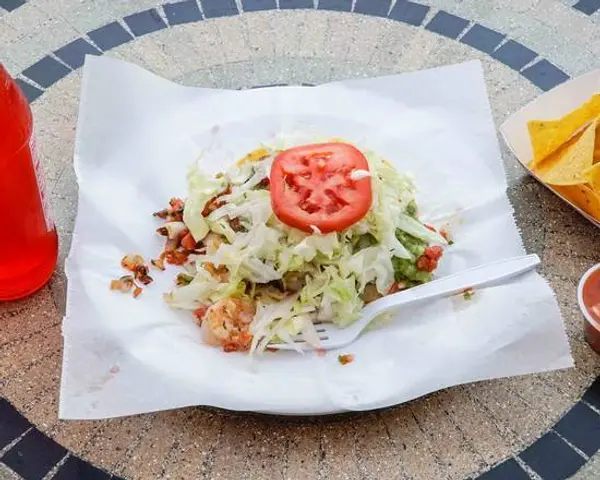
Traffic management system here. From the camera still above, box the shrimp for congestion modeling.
[200,298,256,352]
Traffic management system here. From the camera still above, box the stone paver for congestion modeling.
[1,2,600,479]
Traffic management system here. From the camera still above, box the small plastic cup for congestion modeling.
[577,263,600,354]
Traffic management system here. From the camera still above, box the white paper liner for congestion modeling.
[60,57,572,419]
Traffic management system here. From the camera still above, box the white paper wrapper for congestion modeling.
[61,57,573,419]
[500,69,600,228]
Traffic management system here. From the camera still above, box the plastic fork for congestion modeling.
[270,254,541,351]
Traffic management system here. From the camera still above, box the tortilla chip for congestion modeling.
[528,94,600,167]
[532,120,596,185]
[552,184,600,221]
[585,162,600,192]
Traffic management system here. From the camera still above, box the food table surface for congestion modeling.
[2,1,600,479]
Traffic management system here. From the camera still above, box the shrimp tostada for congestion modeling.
[120,142,448,354]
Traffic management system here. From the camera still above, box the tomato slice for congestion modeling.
[270,143,372,233]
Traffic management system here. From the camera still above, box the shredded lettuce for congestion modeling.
[166,144,447,353]
[292,233,340,262]
[396,214,446,244]
[183,162,225,241]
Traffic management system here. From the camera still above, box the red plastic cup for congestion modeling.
[577,263,600,354]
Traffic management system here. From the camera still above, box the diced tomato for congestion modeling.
[416,256,437,272]
[416,245,443,272]
[424,245,443,261]
[387,281,407,295]
[181,232,197,250]
[269,143,372,233]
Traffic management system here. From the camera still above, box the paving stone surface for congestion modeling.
[2,1,600,479]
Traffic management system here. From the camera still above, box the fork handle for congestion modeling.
[361,254,541,320]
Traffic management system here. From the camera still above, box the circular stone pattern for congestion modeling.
[2,2,600,480]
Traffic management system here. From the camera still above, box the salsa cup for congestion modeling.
[578,263,600,354]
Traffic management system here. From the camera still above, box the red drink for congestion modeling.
[0,64,58,300]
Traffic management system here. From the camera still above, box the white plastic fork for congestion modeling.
[271,254,541,351]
